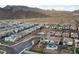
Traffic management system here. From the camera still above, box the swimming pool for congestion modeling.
[47,43,58,49]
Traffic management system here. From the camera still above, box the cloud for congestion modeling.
[0,0,79,11]
[0,0,79,5]
[35,5,79,11]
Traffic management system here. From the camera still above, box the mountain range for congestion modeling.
[0,5,79,19]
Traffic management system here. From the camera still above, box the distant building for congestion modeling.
[5,35,17,42]
[63,32,69,37]
[70,25,77,30]
[63,37,73,45]
[71,32,78,38]
[55,31,62,37]
[49,37,61,44]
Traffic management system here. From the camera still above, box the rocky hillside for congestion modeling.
[0,5,78,20]
[0,5,49,19]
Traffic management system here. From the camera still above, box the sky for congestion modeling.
[0,0,79,11]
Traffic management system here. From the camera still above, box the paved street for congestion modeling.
[6,38,33,54]
[6,36,41,54]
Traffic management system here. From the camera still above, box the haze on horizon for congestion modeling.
[0,0,79,11]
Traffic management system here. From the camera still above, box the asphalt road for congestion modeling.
[6,39,33,54]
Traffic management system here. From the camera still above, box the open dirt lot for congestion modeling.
[0,15,79,24]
